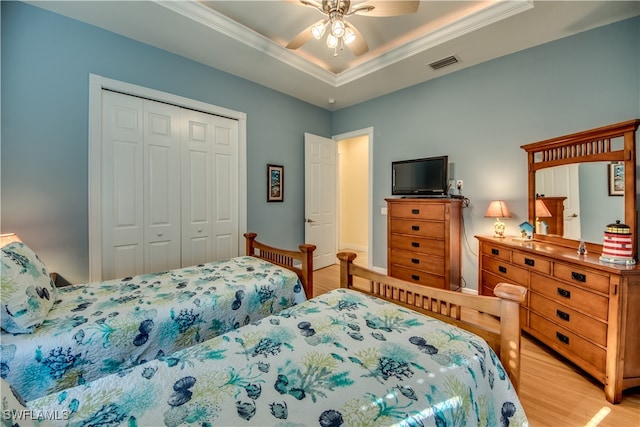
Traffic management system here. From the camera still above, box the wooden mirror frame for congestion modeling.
[521,119,640,259]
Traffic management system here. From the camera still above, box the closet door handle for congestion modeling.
[411,225,420,231]
[556,332,569,345]
[557,287,571,299]
[571,272,586,282]
[157,232,163,237]
[411,242,420,248]
[524,258,535,266]
[556,310,570,322]
[411,209,420,214]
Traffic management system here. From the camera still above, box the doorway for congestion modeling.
[336,129,372,269]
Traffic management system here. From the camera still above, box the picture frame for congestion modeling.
[267,164,284,202]
[608,162,624,196]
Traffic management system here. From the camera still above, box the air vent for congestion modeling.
[428,55,459,70]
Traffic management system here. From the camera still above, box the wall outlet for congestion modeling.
[456,180,463,191]
[381,207,388,216]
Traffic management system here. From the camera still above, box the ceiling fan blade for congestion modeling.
[345,22,369,56]
[351,1,419,17]
[286,19,325,50]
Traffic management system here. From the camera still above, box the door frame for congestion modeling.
[333,127,374,270]
[87,74,247,282]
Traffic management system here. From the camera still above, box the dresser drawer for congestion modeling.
[389,250,444,275]
[389,234,444,256]
[512,252,551,275]
[530,292,607,347]
[390,203,444,220]
[481,243,511,262]
[481,256,528,286]
[529,312,606,376]
[390,265,445,289]
[390,219,444,238]
[530,273,608,321]
[553,263,609,294]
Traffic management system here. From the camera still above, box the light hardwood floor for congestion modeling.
[314,261,640,427]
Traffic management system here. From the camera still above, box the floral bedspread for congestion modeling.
[26,289,528,426]
[1,256,304,401]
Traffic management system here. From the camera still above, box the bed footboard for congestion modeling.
[244,233,316,298]
[337,251,526,391]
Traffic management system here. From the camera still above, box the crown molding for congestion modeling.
[156,0,534,88]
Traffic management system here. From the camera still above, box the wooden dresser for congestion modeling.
[387,198,462,290]
[476,235,640,403]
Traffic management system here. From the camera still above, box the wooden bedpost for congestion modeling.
[494,282,527,392]
[245,232,258,256]
[337,252,357,289]
[299,243,316,298]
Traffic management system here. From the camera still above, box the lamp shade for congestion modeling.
[535,199,552,218]
[0,233,22,247]
[484,200,511,218]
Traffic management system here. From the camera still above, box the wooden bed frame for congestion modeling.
[244,232,316,298]
[337,252,527,391]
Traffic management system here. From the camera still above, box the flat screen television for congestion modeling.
[392,155,449,196]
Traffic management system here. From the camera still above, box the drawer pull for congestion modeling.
[556,310,570,322]
[411,242,420,248]
[498,266,507,274]
[411,209,420,214]
[411,225,420,231]
[411,258,420,264]
[524,258,535,266]
[557,287,571,299]
[571,272,586,282]
[556,332,570,345]
[411,274,420,281]
[491,248,500,256]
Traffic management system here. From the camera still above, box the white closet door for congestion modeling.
[143,100,181,273]
[211,115,239,260]
[101,91,144,279]
[181,110,215,266]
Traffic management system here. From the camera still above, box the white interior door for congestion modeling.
[535,164,581,239]
[304,133,337,269]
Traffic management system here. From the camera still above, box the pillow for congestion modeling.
[1,242,56,334]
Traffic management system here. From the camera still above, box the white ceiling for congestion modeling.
[27,0,640,110]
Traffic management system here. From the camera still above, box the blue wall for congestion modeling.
[2,1,639,289]
[332,16,640,290]
[1,1,331,283]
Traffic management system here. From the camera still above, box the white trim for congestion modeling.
[88,73,247,282]
[333,127,374,270]
[461,288,479,295]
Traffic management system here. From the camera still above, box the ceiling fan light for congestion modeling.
[311,21,326,39]
[326,33,338,49]
[343,27,355,44]
[331,19,345,37]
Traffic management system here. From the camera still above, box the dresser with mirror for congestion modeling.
[476,119,640,403]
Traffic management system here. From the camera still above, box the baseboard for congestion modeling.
[339,244,368,252]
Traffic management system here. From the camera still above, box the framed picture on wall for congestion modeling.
[608,162,624,196]
[267,164,284,202]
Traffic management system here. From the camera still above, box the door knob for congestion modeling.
[305,218,316,223]
[157,232,163,237]
[198,228,203,233]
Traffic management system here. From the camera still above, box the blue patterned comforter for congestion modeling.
[25,289,528,426]
[1,256,304,401]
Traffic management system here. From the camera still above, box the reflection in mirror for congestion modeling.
[535,163,625,244]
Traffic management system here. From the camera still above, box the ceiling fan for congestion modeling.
[286,0,419,56]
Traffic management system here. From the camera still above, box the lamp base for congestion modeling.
[493,218,506,238]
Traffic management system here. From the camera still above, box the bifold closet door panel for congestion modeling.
[101,91,145,280]
[143,100,182,274]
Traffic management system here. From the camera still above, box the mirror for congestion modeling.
[522,120,639,258]
[534,163,625,243]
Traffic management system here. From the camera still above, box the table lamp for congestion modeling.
[484,200,511,238]
[0,233,22,247]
